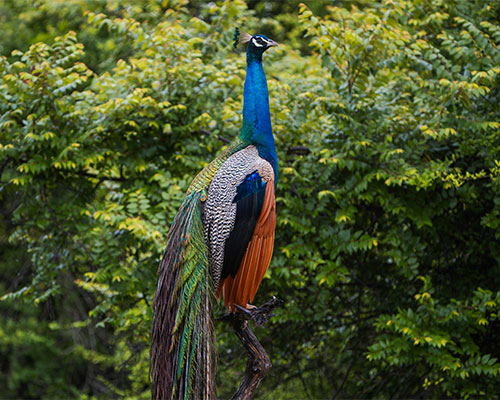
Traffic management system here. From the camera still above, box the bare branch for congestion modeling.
[220,297,281,400]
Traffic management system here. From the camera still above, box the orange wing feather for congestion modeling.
[217,178,276,309]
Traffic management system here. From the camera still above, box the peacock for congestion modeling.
[150,29,279,400]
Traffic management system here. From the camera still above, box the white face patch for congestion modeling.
[252,37,264,47]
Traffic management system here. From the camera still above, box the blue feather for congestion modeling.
[233,171,266,203]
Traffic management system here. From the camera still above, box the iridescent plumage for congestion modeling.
[151,30,278,400]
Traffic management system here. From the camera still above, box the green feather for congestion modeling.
[184,334,198,400]
[177,289,201,377]
[152,139,249,399]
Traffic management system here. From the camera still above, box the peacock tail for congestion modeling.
[151,191,215,400]
[151,139,249,399]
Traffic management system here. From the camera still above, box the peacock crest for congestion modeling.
[233,27,252,49]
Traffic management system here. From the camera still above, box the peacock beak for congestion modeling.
[267,39,278,47]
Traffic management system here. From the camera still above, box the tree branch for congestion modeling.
[230,319,271,400]
[220,297,281,400]
[73,170,127,182]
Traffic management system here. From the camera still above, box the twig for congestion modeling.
[218,135,231,144]
[73,170,127,182]
[197,129,232,144]
[287,146,311,155]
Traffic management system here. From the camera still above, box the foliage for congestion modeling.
[1,0,500,398]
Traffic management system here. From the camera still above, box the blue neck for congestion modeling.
[240,51,278,181]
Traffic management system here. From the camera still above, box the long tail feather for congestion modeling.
[151,192,216,400]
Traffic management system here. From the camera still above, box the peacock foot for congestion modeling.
[233,296,281,326]
[218,296,281,326]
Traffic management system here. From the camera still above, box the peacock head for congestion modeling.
[233,28,278,58]
[246,34,278,53]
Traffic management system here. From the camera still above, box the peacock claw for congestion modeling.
[218,297,282,326]
[234,296,281,326]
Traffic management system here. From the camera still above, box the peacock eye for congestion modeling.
[251,37,265,48]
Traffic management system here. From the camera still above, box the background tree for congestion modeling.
[1,0,499,398]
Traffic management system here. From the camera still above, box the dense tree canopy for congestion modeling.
[1,0,500,398]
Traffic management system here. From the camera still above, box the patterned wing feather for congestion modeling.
[203,145,275,309]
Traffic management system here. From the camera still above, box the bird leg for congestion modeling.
[234,296,281,326]
[219,297,281,400]
[218,296,281,326]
